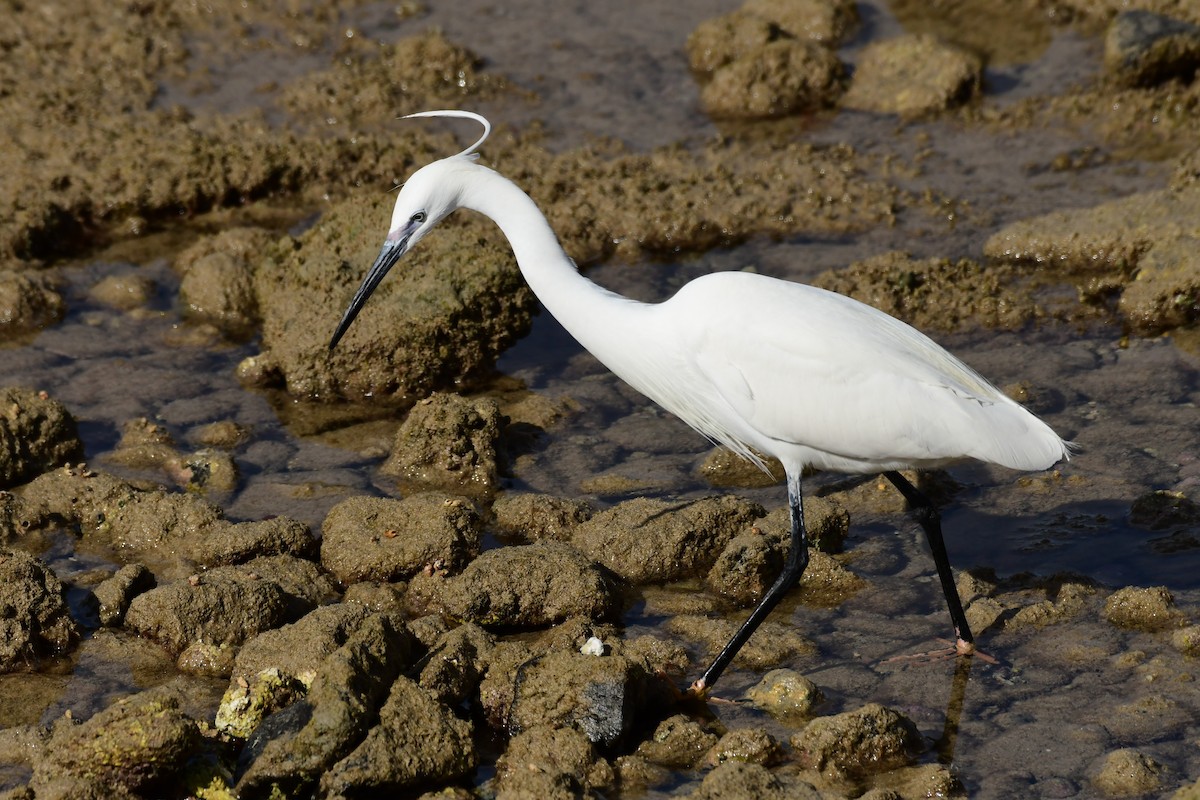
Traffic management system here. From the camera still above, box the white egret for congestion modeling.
[330,110,1071,695]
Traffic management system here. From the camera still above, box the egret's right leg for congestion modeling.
[690,469,810,696]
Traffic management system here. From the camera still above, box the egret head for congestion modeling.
[329,111,491,350]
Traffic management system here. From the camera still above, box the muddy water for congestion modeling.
[1,0,1199,797]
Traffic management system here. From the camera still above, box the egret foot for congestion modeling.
[881,639,998,666]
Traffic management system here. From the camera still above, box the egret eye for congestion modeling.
[410,211,427,224]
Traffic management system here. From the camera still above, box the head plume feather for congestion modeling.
[402,110,491,161]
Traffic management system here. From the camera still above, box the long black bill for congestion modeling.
[328,237,408,351]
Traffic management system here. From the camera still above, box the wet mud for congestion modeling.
[0,0,1198,798]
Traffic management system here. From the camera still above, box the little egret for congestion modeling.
[330,111,1071,695]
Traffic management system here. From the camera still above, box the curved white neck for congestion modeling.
[457,164,643,362]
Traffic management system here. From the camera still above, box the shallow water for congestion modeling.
[2,0,1199,796]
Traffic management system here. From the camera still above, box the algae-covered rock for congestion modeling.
[492,491,594,542]
[236,614,410,797]
[701,39,845,118]
[493,725,615,799]
[253,191,537,405]
[125,562,320,656]
[636,715,720,770]
[381,392,503,496]
[841,33,982,116]
[319,492,482,584]
[705,727,784,767]
[746,668,825,722]
[572,495,764,585]
[1091,747,1167,797]
[418,622,495,707]
[0,272,66,338]
[790,703,923,777]
[1105,11,1200,88]
[689,760,821,799]
[32,691,199,795]
[1102,585,1183,631]
[177,227,277,338]
[507,649,647,747]
[91,564,155,627]
[0,549,78,671]
[318,676,476,797]
[88,271,155,311]
[0,387,83,489]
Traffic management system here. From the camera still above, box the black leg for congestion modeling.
[884,471,974,649]
[692,470,810,695]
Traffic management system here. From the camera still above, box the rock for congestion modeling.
[1091,748,1166,796]
[320,492,481,584]
[0,272,65,338]
[190,420,250,450]
[1130,490,1200,529]
[705,525,787,605]
[418,622,495,707]
[216,666,307,740]
[1105,11,1200,88]
[492,491,594,542]
[0,549,78,671]
[177,227,275,338]
[1102,585,1183,631]
[124,564,295,656]
[812,251,1030,332]
[236,614,411,797]
[16,467,317,579]
[636,715,720,769]
[687,10,781,75]
[688,760,821,799]
[421,540,620,627]
[253,192,537,405]
[318,676,475,797]
[1171,625,1200,656]
[700,39,845,118]
[0,387,83,489]
[699,446,784,489]
[381,392,503,496]
[790,703,923,777]
[842,34,981,116]
[32,690,198,795]
[705,727,784,767]
[507,649,647,747]
[666,614,815,671]
[493,725,614,799]
[91,564,155,626]
[88,272,155,311]
[1118,236,1200,333]
[743,0,857,44]
[746,669,825,722]
[573,495,763,584]
[229,603,376,690]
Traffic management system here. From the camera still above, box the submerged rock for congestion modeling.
[0,387,83,490]
[0,549,78,671]
[1091,747,1167,797]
